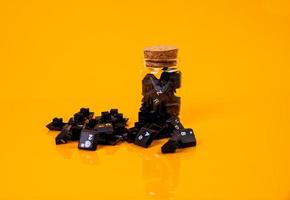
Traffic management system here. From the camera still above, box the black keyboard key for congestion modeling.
[101,111,112,122]
[154,124,173,139]
[55,125,72,144]
[110,109,118,115]
[85,118,99,129]
[124,127,138,143]
[46,117,66,131]
[78,130,98,151]
[134,128,155,148]
[95,123,114,145]
[80,108,91,118]
[95,123,114,133]
[73,113,86,124]
[161,139,179,153]
[166,116,184,130]
[70,125,83,141]
[142,74,159,95]
[165,96,181,117]
[160,71,181,89]
[173,128,196,148]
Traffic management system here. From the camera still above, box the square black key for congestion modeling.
[70,125,83,141]
[110,109,118,115]
[134,122,145,130]
[78,130,98,151]
[94,123,114,134]
[138,111,149,123]
[154,124,173,139]
[124,127,139,143]
[142,74,159,95]
[95,123,114,145]
[73,113,86,124]
[166,116,184,130]
[80,108,94,118]
[85,118,99,129]
[147,123,162,132]
[101,111,112,122]
[161,139,179,153]
[46,117,66,131]
[113,123,127,135]
[80,108,90,117]
[113,113,125,122]
[165,97,181,117]
[160,71,181,89]
[173,128,196,148]
[107,135,123,145]
[134,128,155,148]
[55,125,72,144]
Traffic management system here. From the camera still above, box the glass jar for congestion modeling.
[138,46,181,125]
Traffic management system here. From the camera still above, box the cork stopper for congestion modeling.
[144,45,178,68]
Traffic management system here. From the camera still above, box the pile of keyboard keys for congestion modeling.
[46,107,196,153]
[128,70,197,153]
[46,71,196,153]
[46,108,128,151]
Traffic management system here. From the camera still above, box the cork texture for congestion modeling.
[144,46,178,60]
[145,60,177,68]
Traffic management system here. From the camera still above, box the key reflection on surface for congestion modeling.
[55,142,100,165]
[55,142,74,159]
[78,150,99,165]
[142,152,180,200]
[55,141,119,165]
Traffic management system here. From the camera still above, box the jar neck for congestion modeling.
[147,66,178,74]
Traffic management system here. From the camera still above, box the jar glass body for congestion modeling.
[139,64,182,123]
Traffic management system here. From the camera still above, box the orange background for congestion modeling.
[0,0,289,199]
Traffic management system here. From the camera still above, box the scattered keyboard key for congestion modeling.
[173,128,196,148]
[46,117,66,131]
[134,128,156,148]
[55,125,73,144]
[78,129,98,151]
[166,116,184,130]
[161,139,179,153]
